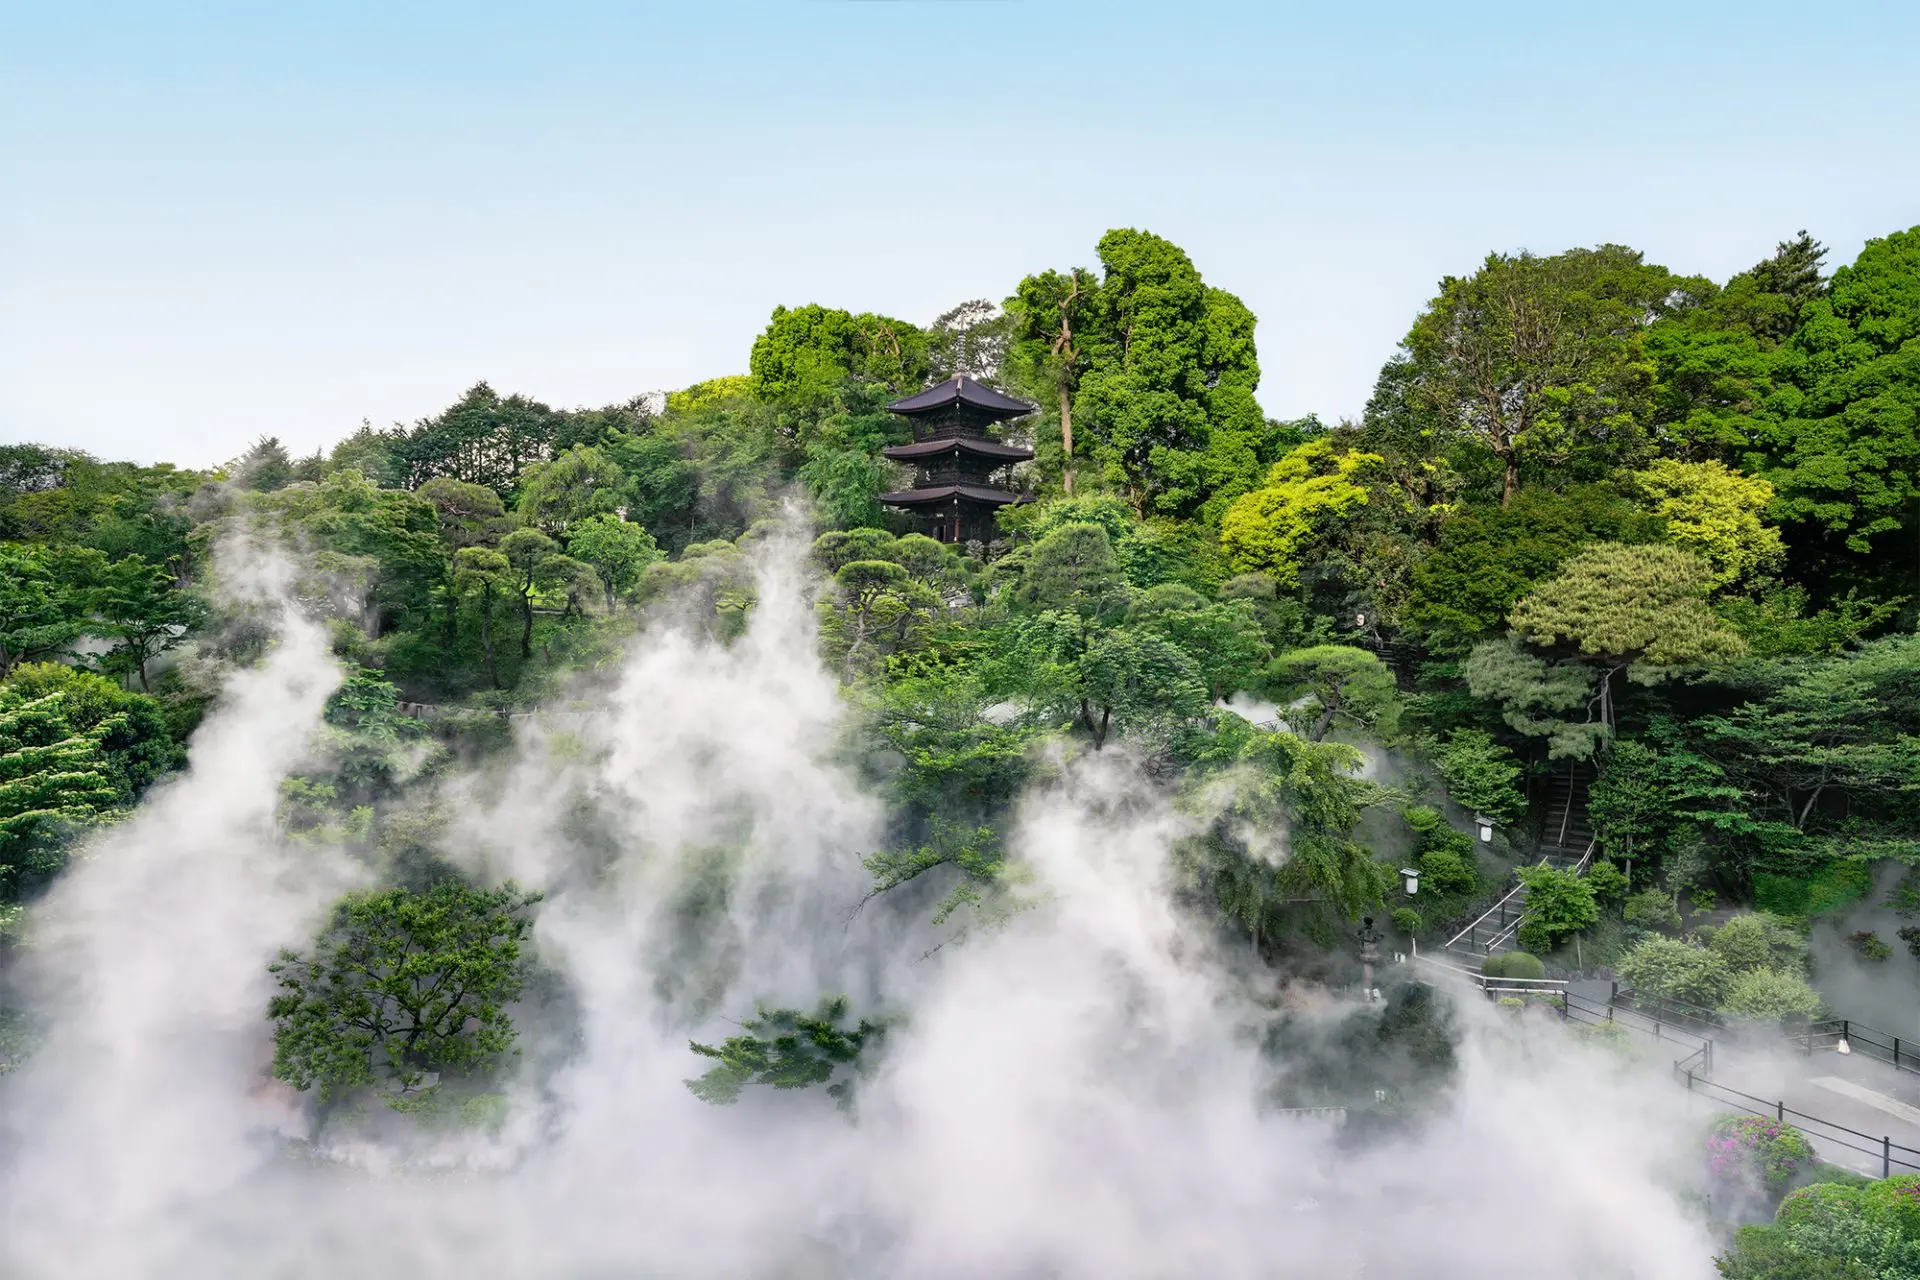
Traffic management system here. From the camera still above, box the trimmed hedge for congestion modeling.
[1481,951,1545,980]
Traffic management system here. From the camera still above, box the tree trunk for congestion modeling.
[479,592,500,689]
[519,588,534,659]
[1059,380,1075,496]
[1501,450,1519,507]
[136,657,151,694]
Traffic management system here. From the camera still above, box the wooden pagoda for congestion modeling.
[879,375,1034,544]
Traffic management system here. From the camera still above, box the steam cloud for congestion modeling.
[0,531,1720,1277]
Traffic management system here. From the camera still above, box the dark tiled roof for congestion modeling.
[880,437,1034,462]
[886,375,1035,418]
[877,483,1027,506]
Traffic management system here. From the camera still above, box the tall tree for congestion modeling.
[1391,245,1699,504]
[1008,268,1099,494]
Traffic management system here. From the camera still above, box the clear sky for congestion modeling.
[3,1,1917,468]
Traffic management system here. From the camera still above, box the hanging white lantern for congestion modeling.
[1474,813,1495,842]
[1400,867,1421,895]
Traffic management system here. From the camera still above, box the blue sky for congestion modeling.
[3,1,1917,467]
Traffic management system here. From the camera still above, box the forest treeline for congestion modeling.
[3,224,1919,1144]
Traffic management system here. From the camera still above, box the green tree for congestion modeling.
[92,556,208,693]
[0,544,98,677]
[1127,584,1270,700]
[1434,728,1526,824]
[499,528,561,660]
[0,687,123,894]
[515,445,624,539]
[565,513,661,611]
[685,997,885,1110]
[268,881,542,1105]
[2,663,180,799]
[823,560,939,675]
[1012,522,1130,621]
[1506,542,1746,730]
[748,304,928,410]
[1393,244,1698,503]
[1616,935,1732,1006]
[1515,864,1599,953]
[1631,459,1783,586]
[1007,267,1099,494]
[1219,440,1381,584]
[452,547,511,687]
[1403,485,1666,653]
[1269,645,1400,742]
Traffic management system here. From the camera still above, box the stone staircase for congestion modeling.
[1439,762,1598,965]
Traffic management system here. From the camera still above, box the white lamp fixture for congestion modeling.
[1474,814,1495,843]
[1355,612,1367,629]
[1400,867,1421,895]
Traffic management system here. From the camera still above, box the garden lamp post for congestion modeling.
[1400,867,1420,896]
[1473,813,1495,843]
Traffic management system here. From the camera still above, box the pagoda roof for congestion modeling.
[880,437,1034,463]
[886,375,1034,419]
[877,483,1027,507]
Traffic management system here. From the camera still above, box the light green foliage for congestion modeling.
[1720,968,1822,1022]
[90,554,209,693]
[515,445,625,538]
[1463,636,1608,760]
[1707,913,1809,975]
[825,560,939,674]
[1269,645,1399,743]
[1631,459,1782,586]
[1716,583,1902,658]
[1509,542,1746,670]
[748,304,927,409]
[665,375,752,415]
[1433,727,1526,823]
[1002,494,1228,592]
[686,997,886,1111]
[1515,864,1599,953]
[1721,1171,1920,1278]
[1219,441,1379,584]
[564,513,662,611]
[0,686,123,893]
[3,662,179,799]
[1617,935,1732,1006]
[1585,859,1629,902]
[1624,890,1682,932]
[268,881,541,1104]
[1390,906,1421,935]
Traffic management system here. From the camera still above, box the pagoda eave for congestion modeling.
[878,484,1027,507]
[880,437,1034,463]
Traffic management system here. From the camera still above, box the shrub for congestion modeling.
[1900,926,1920,959]
[1624,890,1681,932]
[1572,1021,1632,1051]
[1496,996,1525,1012]
[1482,951,1545,980]
[1434,728,1526,825]
[1585,859,1629,902]
[1516,865,1598,954]
[1752,862,1872,918]
[1708,1114,1816,1191]
[1849,930,1893,961]
[1390,907,1421,936]
[1617,936,1732,1006]
[1720,969,1822,1022]
[1419,847,1478,897]
[1708,913,1809,975]
[1862,1174,1920,1239]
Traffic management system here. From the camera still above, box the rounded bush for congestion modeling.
[1483,951,1545,980]
[1419,846,1478,896]
[1390,907,1421,936]
[1862,1174,1920,1240]
[1708,1114,1816,1190]
[1777,1181,1867,1231]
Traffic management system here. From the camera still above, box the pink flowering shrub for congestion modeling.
[1707,1114,1815,1190]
